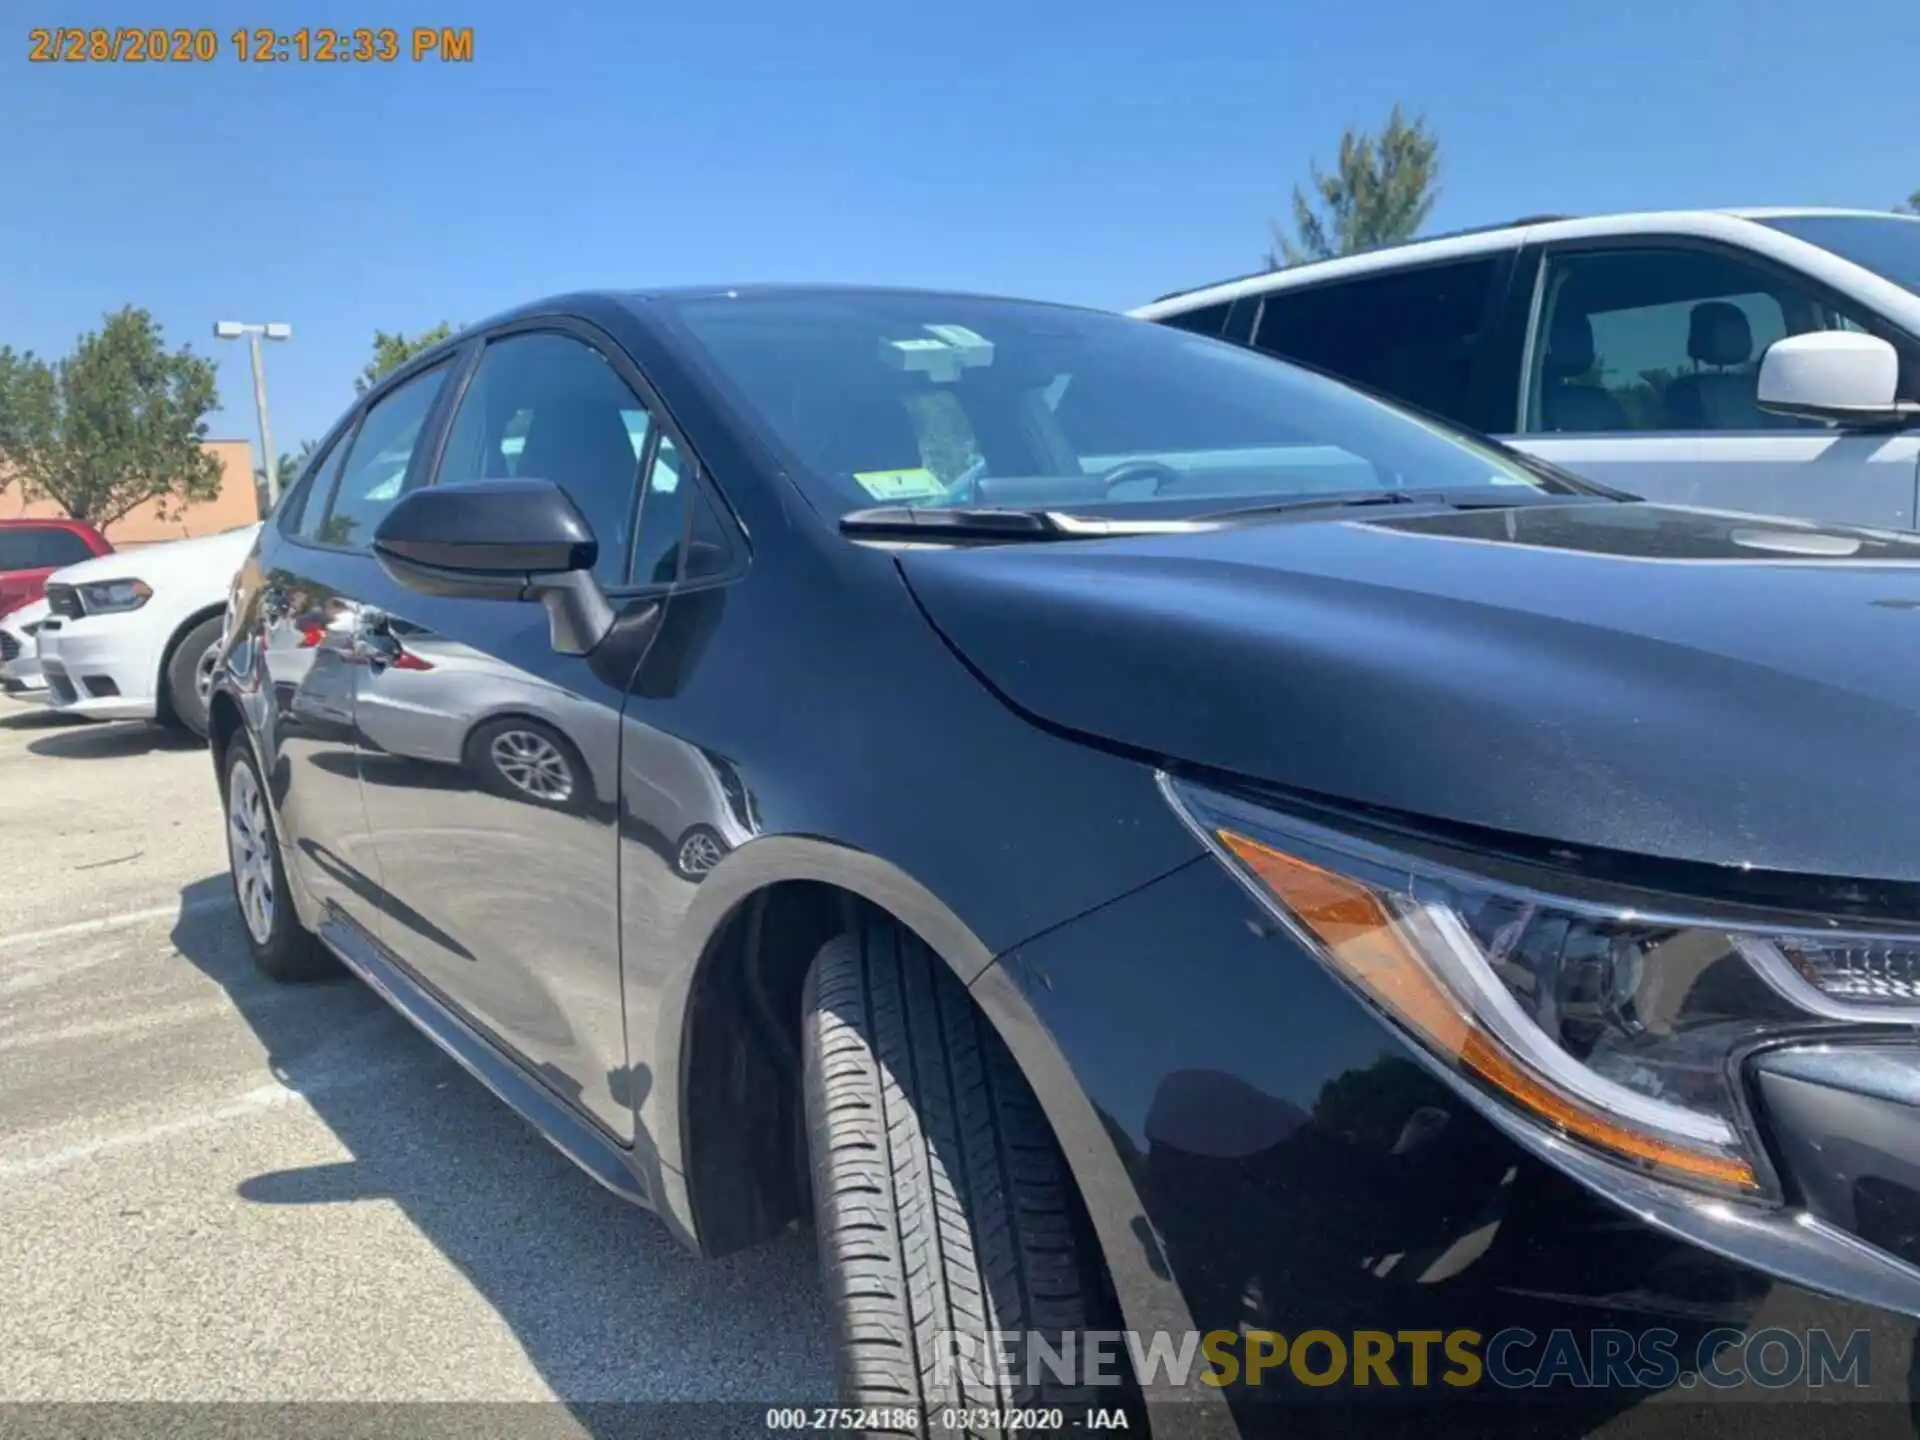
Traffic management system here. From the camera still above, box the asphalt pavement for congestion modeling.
[0,694,833,1422]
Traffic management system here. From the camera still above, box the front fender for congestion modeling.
[643,834,1000,1248]
[645,832,1217,1418]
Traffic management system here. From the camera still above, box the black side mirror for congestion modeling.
[373,479,615,656]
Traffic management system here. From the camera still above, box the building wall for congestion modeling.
[0,440,260,547]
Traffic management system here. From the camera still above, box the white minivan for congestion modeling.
[1136,209,1920,528]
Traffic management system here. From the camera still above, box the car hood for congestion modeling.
[50,524,260,591]
[1,597,50,634]
[897,501,1920,883]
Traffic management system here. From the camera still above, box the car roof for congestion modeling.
[497,283,1109,328]
[1132,207,1912,317]
[0,517,98,533]
[364,284,1118,395]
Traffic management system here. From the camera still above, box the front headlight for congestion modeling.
[1167,778,1920,1202]
[77,579,152,614]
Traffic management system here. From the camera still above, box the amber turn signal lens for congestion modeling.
[1217,829,1759,1193]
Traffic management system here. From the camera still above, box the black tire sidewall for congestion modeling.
[166,615,224,738]
[223,737,329,980]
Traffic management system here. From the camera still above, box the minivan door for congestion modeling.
[1506,242,1920,529]
[353,326,660,1143]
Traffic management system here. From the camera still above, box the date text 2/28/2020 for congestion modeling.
[26,27,475,64]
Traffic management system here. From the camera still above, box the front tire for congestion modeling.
[162,614,224,739]
[802,920,1120,1433]
[224,738,334,982]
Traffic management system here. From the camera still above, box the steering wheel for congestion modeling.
[1098,459,1182,499]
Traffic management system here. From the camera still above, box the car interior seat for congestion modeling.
[1538,310,1629,433]
[1665,301,1777,431]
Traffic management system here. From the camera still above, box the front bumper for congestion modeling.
[35,618,158,721]
[0,632,44,694]
[995,855,1920,1418]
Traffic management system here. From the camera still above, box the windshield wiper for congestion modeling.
[839,506,1218,541]
[1199,487,1594,522]
[1197,490,1431,520]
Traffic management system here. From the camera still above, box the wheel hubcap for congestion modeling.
[227,763,276,945]
[194,643,219,708]
[678,831,724,875]
[490,730,573,802]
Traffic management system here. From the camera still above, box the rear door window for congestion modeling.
[0,527,96,569]
[1252,258,1505,430]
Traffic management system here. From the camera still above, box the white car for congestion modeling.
[0,597,51,697]
[1137,208,1920,528]
[34,524,260,736]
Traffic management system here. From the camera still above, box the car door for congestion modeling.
[1503,241,1920,528]
[260,358,460,947]
[352,323,659,1142]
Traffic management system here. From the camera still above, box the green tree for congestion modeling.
[1898,189,1920,216]
[1269,105,1443,268]
[355,323,458,393]
[0,307,223,528]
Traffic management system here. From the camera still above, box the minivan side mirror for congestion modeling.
[372,479,615,656]
[1757,331,1920,428]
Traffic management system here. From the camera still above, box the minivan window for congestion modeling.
[659,290,1555,521]
[316,363,451,549]
[1523,248,1867,435]
[0,527,94,569]
[1758,214,1920,297]
[1158,302,1230,338]
[436,332,648,587]
[1250,258,1504,431]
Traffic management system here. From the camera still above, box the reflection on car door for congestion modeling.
[352,325,655,1142]
[258,370,452,943]
[1506,244,1920,529]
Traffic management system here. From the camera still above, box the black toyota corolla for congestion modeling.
[210,286,1920,1433]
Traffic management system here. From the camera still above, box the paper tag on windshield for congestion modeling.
[852,467,947,502]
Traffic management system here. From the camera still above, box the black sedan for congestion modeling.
[209,286,1920,1433]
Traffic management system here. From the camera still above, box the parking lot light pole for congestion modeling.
[214,321,292,511]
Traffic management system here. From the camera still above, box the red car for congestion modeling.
[0,518,112,620]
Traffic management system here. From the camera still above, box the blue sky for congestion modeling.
[4,0,1915,460]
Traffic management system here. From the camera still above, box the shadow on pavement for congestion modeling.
[28,722,205,760]
[0,703,90,731]
[168,874,833,1426]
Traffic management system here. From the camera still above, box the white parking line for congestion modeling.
[0,895,231,952]
[0,1062,421,1183]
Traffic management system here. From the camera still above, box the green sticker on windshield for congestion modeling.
[852,467,947,501]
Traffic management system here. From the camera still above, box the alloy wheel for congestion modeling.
[677,828,726,877]
[489,729,574,803]
[195,642,219,708]
[227,762,276,945]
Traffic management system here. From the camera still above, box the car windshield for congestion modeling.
[657,291,1556,519]
[1759,214,1920,296]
